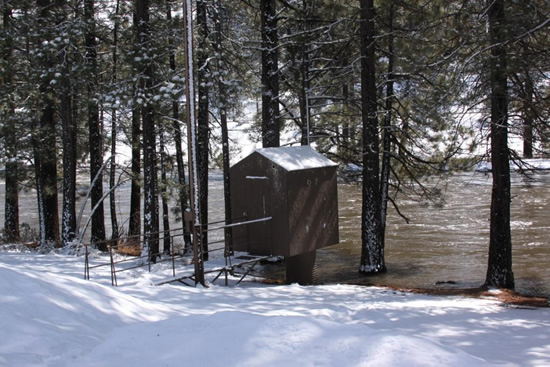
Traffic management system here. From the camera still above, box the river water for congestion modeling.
[1,171,549,296]
[319,172,550,296]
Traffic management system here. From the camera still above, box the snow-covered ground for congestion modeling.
[1,249,549,367]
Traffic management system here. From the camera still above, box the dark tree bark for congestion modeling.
[2,3,20,242]
[85,0,106,250]
[136,0,159,261]
[213,0,233,254]
[197,0,210,259]
[340,83,353,158]
[183,0,205,284]
[33,0,60,246]
[485,0,514,289]
[261,0,280,147]
[60,62,76,246]
[380,0,394,248]
[58,0,76,247]
[109,0,121,242]
[159,129,171,254]
[359,0,385,274]
[3,154,19,242]
[3,134,20,242]
[142,96,160,262]
[298,0,310,146]
[520,44,534,159]
[166,2,191,251]
[128,108,141,240]
[32,104,60,246]
[522,70,534,159]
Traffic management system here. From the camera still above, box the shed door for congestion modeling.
[245,177,272,255]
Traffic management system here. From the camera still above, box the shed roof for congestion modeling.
[255,146,337,172]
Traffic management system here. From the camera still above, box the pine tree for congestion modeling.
[212,0,233,254]
[165,0,191,250]
[506,0,550,158]
[379,0,395,248]
[197,0,210,259]
[136,0,159,261]
[277,1,355,148]
[32,0,60,246]
[109,0,121,242]
[60,0,77,247]
[261,0,280,147]
[359,0,385,273]
[485,0,514,289]
[1,1,20,242]
[128,108,142,241]
[86,0,106,249]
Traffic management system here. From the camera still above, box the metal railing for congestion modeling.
[83,216,273,287]
[84,226,189,286]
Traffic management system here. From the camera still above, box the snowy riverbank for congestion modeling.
[475,158,550,172]
[1,249,549,366]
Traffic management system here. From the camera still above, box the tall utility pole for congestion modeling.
[183,0,205,286]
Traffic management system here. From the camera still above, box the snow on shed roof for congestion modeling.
[255,146,337,171]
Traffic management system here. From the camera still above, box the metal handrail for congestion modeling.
[84,216,274,287]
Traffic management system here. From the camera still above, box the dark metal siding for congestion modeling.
[230,149,339,257]
[230,153,273,255]
[287,167,339,256]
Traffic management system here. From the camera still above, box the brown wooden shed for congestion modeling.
[230,146,339,259]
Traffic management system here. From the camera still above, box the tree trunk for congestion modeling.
[142,107,159,261]
[4,143,20,242]
[197,0,210,260]
[521,48,534,159]
[214,0,233,255]
[2,3,20,242]
[136,0,159,262]
[261,0,280,147]
[359,0,385,274]
[166,2,191,252]
[61,71,76,246]
[340,83,352,158]
[33,102,59,246]
[380,1,394,248]
[128,108,141,241]
[159,128,171,254]
[299,0,310,146]
[109,0,121,242]
[85,0,106,250]
[58,0,75,247]
[34,0,60,247]
[183,0,205,284]
[486,0,514,289]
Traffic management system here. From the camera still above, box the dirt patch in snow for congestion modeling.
[374,285,549,308]
[258,276,549,308]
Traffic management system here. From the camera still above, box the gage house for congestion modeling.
[230,146,339,264]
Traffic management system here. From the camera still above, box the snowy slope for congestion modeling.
[0,251,549,367]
